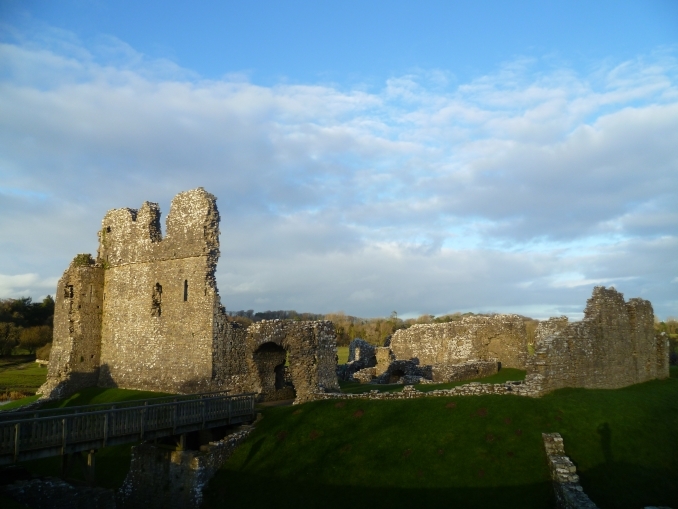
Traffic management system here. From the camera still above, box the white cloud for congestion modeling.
[1,29,677,319]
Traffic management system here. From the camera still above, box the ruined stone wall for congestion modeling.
[118,427,252,509]
[40,188,340,402]
[97,189,221,393]
[526,287,669,393]
[38,255,104,399]
[244,320,340,403]
[430,360,498,383]
[389,315,528,369]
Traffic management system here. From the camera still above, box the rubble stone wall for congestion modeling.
[526,287,669,393]
[40,188,339,404]
[389,315,528,369]
[431,360,498,383]
[38,255,104,399]
[97,189,220,394]
[117,427,252,509]
[244,320,340,403]
[542,433,599,509]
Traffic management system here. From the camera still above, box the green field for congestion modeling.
[337,346,349,364]
[204,367,678,509]
[0,356,47,395]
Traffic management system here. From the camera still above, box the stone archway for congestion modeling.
[389,368,406,384]
[252,341,296,402]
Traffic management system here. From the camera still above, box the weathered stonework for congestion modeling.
[542,433,599,509]
[118,427,252,509]
[525,287,670,394]
[39,254,104,400]
[389,314,528,369]
[39,189,339,404]
[337,338,377,381]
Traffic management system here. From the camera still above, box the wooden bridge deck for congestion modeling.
[0,391,256,465]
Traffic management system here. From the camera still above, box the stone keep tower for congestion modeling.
[39,188,340,402]
[41,188,220,398]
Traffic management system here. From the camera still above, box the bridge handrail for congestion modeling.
[0,392,256,426]
[0,390,233,421]
[0,392,257,462]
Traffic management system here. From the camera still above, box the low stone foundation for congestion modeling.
[542,433,598,509]
[313,379,540,401]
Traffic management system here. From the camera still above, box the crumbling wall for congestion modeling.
[244,320,340,403]
[526,287,669,393]
[38,254,104,399]
[389,315,528,369]
[337,338,377,381]
[430,360,498,383]
[117,427,252,509]
[40,188,339,403]
[97,189,221,393]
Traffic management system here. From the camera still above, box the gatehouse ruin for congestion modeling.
[39,188,339,403]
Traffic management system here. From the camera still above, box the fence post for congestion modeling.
[61,418,67,455]
[13,423,20,463]
[103,413,108,447]
[140,404,146,440]
[172,399,177,435]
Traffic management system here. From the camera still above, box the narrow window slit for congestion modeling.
[152,283,162,317]
[184,280,188,302]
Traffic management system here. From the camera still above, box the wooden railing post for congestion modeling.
[172,399,177,435]
[140,405,146,440]
[103,413,108,447]
[13,423,20,463]
[61,418,67,455]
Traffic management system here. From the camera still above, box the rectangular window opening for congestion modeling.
[184,279,188,302]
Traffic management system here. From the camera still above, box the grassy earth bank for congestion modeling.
[204,367,678,509]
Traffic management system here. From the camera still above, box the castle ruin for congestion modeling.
[343,288,669,394]
[39,188,339,403]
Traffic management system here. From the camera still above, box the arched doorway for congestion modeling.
[389,368,405,384]
[252,342,295,401]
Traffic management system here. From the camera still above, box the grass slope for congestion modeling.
[205,368,678,509]
[0,357,47,394]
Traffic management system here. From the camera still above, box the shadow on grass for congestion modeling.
[580,461,678,509]
[204,471,553,509]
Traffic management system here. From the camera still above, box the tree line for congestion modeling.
[0,297,54,356]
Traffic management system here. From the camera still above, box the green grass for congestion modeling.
[340,368,527,394]
[337,346,349,365]
[204,367,678,509]
[0,356,47,394]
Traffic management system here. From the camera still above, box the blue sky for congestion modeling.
[1,1,677,319]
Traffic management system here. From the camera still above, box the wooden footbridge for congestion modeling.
[0,391,257,468]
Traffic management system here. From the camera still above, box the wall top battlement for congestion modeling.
[97,187,220,267]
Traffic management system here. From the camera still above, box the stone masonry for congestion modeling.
[542,433,598,509]
[389,314,528,369]
[39,188,339,404]
[525,286,670,394]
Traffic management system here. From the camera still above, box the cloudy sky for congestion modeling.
[1,1,677,319]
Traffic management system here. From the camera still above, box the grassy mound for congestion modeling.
[204,367,678,509]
